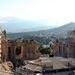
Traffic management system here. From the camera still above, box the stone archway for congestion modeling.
[15,47,21,56]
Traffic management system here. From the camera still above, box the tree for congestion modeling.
[39,46,53,57]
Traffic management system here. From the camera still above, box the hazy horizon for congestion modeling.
[0,0,75,32]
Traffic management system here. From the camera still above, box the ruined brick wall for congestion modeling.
[1,39,8,62]
[7,39,40,62]
[66,40,75,58]
[53,42,60,56]
[53,42,65,57]
[24,40,40,60]
[66,30,75,58]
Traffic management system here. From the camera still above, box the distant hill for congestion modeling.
[0,17,51,33]
[7,22,75,39]
[49,22,75,33]
[47,22,75,38]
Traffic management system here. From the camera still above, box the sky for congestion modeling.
[0,0,75,31]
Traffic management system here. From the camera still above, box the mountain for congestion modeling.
[7,22,75,39]
[0,17,51,33]
[49,22,75,33]
[47,22,75,37]
[0,17,75,39]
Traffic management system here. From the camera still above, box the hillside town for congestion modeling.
[0,27,75,75]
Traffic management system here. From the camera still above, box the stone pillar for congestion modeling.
[0,28,7,62]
